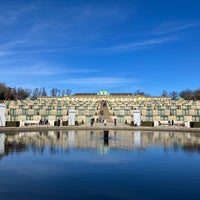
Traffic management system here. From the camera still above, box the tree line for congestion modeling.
[0,82,200,101]
[131,88,200,100]
[158,89,200,100]
[0,82,72,100]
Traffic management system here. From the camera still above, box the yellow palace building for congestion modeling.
[3,90,200,127]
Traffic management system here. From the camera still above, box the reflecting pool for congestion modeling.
[1,130,200,200]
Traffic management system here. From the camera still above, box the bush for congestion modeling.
[54,121,68,126]
[190,122,200,128]
[130,121,134,126]
[6,121,20,127]
[141,121,154,127]
[54,121,59,126]
[75,121,79,126]
[62,121,68,126]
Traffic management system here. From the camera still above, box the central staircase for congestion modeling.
[98,101,113,124]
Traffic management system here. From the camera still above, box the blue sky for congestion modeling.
[0,0,200,96]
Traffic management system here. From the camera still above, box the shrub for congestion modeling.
[141,121,154,127]
[62,121,68,126]
[6,121,20,127]
[130,121,134,126]
[54,121,59,126]
[54,121,68,126]
[190,122,200,128]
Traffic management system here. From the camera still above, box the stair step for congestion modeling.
[98,105,113,123]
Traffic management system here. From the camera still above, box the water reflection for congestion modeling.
[68,130,75,148]
[1,131,200,200]
[0,133,5,154]
[1,131,200,158]
[134,131,142,148]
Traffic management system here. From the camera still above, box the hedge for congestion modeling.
[190,122,200,128]
[54,121,80,126]
[130,121,154,127]
[141,121,154,127]
[6,121,20,127]
[54,121,68,126]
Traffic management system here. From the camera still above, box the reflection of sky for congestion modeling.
[1,144,200,186]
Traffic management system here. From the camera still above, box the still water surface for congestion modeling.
[0,130,200,200]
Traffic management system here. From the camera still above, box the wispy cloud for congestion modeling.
[30,21,51,33]
[0,63,100,77]
[0,40,27,49]
[92,36,177,53]
[152,20,200,35]
[0,64,58,76]
[0,5,35,25]
[0,39,39,57]
[0,50,11,57]
[62,2,135,24]
[54,77,138,86]
[0,38,71,57]
[61,68,100,74]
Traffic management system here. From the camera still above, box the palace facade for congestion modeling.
[4,90,200,127]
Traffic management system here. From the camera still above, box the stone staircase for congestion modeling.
[98,104,113,123]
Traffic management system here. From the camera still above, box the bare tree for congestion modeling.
[169,91,179,100]
[179,89,194,100]
[58,89,61,97]
[134,90,146,96]
[51,88,58,96]
[16,87,30,100]
[41,87,47,96]
[62,89,65,97]
[194,88,200,100]
[5,87,15,100]
[0,82,6,100]
[32,88,40,100]
[66,89,72,96]
[161,90,168,97]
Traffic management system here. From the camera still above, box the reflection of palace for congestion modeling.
[68,131,75,148]
[0,133,5,154]
[1,131,200,157]
[134,131,142,148]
